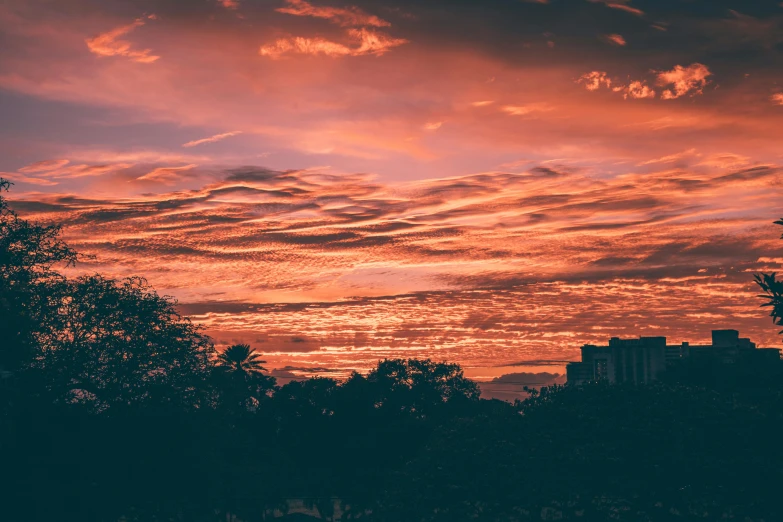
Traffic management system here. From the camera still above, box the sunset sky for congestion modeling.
[2,0,783,391]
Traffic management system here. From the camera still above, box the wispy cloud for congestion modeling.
[182,131,243,148]
[603,34,626,46]
[17,159,70,173]
[260,28,408,58]
[136,164,198,183]
[588,0,644,16]
[85,15,159,63]
[275,0,390,27]
[501,104,552,116]
[771,93,783,105]
[424,122,443,130]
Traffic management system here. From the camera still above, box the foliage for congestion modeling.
[217,343,268,374]
[0,178,78,371]
[756,217,783,334]
[33,275,215,412]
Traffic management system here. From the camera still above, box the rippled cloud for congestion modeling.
[5,157,782,373]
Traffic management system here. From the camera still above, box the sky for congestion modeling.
[2,0,783,395]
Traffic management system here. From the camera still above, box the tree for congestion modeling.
[362,358,481,417]
[214,344,275,413]
[217,343,268,375]
[756,217,783,336]
[0,178,78,372]
[33,275,215,412]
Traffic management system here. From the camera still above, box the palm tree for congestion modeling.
[217,344,267,375]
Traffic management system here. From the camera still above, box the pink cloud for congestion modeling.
[260,28,408,58]
[218,0,240,9]
[275,0,390,27]
[772,93,783,105]
[0,172,59,186]
[18,159,70,173]
[85,15,160,64]
[656,63,712,99]
[182,131,243,148]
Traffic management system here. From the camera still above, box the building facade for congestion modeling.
[566,329,781,385]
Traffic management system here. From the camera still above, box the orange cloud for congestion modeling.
[424,122,443,130]
[501,104,552,116]
[656,63,712,99]
[85,15,159,63]
[577,71,612,91]
[136,164,198,183]
[588,0,644,16]
[624,80,655,99]
[182,131,243,148]
[772,93,783,105]
[603,34,626,46]
[580,64,710,101]
[275,0,390,27]
[12,161,134,181]
[218,0,240,9]
[260,28,408,58]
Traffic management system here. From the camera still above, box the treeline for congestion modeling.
[2,177,783,522]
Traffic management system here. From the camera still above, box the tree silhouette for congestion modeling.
[0,178,78,373]
[214,344,275,414]
[756,218,783,335]
[217,343,268,375]
[34,275,215,411]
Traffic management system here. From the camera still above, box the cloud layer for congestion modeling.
[4,157,783,373]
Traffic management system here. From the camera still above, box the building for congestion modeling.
[566,329,781,385]
[567,336,666,385]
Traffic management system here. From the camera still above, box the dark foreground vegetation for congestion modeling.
[3,178,783,522]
